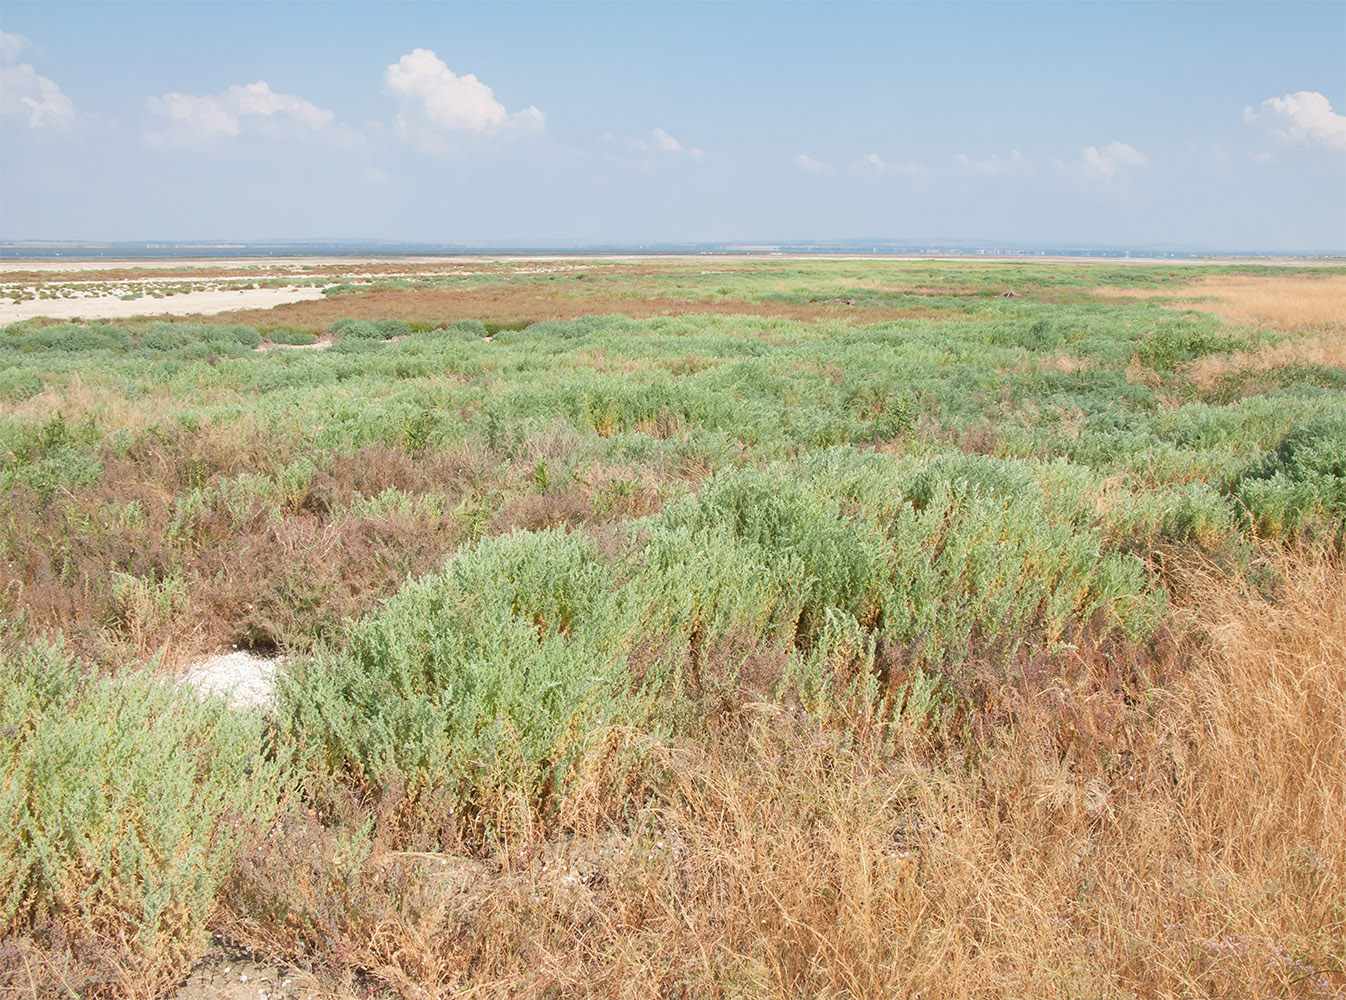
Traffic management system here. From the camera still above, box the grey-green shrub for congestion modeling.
[1233,413,1346,537]
[0,636,289,985]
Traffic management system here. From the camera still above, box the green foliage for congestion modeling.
[1232,413,1346,538]
[0,367,44,401]
[330,317,413,341]
[1,321,131,354]
[1135,317,1240,370]
[266,327,319,346]
[0,634,289,985]
[281,529,642,836]
[445,318,490,339]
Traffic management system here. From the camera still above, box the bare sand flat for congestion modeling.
[0,285,325,323]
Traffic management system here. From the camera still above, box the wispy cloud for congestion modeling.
[851,152,925,176]
[0,31,75,129]
[955,149,1027,175]
[794,153,834,174]
[0,30,28,63]
[1078,141,1150,179]
[603,127,704,166]
[1244,91,1346,151]
[384,48,545,149]
[145,81,347,147]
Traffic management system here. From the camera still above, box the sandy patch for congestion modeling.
[182,650,282,710]
[255,334,336,351]
[0,286,325,323]
[173,950,312,1000]
[1094,274,1346,330]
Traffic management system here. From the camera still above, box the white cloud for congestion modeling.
[0,33,75,129]
[851,152,924,176]
[0,30,29,62]
[146,81,340,147]
[363,165,389,184]
[794,153,833,174]
[652,127,681,152]
[604,127,704,165]
[649,127,703,158]
[955,149,1027,175]
[384,48,544,146]
[1,63,75,129]
[1250,149,1277,165]
[1244,91,1346,151]
[1079,141,1150,179]
[855,152,886,175]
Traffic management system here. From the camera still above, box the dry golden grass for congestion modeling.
[1186,329,1346,389]
[1096,274,1346,330]
[8,374,167,433]
[209,552,1344,999]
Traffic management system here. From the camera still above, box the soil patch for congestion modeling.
[182,651,282,710]
[172,950,312,1000]
[0,286,325,324]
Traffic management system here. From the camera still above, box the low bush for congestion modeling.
[0,633,289,996]
[265,327,319,346]
[1232,413,1346,538]
[330,318,412,341]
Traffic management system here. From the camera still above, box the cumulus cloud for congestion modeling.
[0,32,75,129]
[384,48,544,147]
[794,153,833,174]
[955,149,1027,175]
[1079,141,1150,179]
[1,63,74,128]
[1244,91,1346,151]
[145,81,341,147]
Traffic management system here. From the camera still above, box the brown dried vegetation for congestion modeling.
[209,286,953,333]
[1096,273,1346,330]
[1186,328,1346,390]
[200,552,1344,999]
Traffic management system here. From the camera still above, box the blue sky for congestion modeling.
[2,1,1344,251]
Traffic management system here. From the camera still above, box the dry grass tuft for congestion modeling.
[1186,329,1346,389]
[1096,273,1346,331]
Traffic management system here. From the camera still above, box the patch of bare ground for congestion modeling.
[182,651,282,710]
[254,334,337,351]
[171,951,311,1000]
[0,286,325,324]
[1095,273,1346,330]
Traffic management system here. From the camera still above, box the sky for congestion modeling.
[1,1,1344,252]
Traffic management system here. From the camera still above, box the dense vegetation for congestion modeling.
[1,261,1343,997]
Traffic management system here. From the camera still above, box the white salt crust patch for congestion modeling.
[182,651,283,710]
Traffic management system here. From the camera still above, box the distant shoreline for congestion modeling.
[3,252,1343,272]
